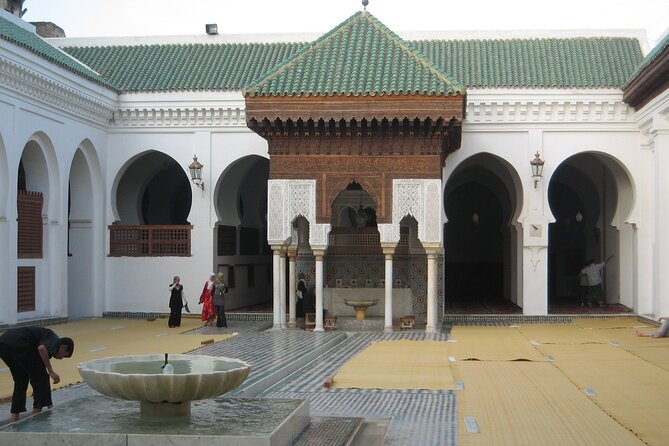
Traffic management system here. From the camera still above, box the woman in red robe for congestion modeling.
[198,274,216,325]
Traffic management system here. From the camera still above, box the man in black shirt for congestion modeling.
[0,326,74,422]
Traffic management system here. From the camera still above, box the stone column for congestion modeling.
[426,250,438,333]
[287,249,297,327]
[272,247,282,329]
[313,249,325,332]
[279,249,287,328]
[383,246,395,332]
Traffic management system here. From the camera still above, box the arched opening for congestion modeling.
[213,155,271,310]
[114,151,191,225]
[67,147,96,318]
[16,135,57,317]
[110,151,192,257]
[548,152,631,311]
[328,181,379,257]
[444,154,521,313]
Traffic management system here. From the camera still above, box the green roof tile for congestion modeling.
[58,25,643,94]
[244,11,465,98]
[413,37,642,89]
[63,42,305,94]
[0,16,114,90]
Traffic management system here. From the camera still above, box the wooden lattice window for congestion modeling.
[17,190,43,258]
[109,225,192,256]
[217,225,236,256]
[17,266,36,312]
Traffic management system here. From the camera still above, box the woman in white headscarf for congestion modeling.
[198,273,216,326]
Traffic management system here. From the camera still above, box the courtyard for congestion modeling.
[1,315,668,445]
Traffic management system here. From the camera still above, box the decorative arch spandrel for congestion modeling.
[325,176,384,223]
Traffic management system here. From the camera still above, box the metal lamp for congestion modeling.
[530,152,545,188]
[188,155,204,190]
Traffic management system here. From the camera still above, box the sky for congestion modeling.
[21,0,669,47]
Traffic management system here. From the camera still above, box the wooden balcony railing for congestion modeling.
[109,225,192,257]
[327,230,410,255]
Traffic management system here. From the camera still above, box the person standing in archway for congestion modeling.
[580,255,614,307]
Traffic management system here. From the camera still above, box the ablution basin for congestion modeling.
[77,353,251,420]
[344,298,379,320]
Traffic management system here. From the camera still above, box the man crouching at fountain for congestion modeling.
[0,326,74,422]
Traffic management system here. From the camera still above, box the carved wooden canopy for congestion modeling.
[246,94,464,224]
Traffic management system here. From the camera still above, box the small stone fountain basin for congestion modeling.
[78,354,251,404]
[344,299,379,320]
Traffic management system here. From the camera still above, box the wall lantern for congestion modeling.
[188,155,204,190]
[530,151,545,188]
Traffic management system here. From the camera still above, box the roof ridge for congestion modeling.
[363,13,465,93]
[242,11,362,95]
[244,11,465,97]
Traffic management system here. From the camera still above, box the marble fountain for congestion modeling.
[344,298,379,320]
[0,353,309,446]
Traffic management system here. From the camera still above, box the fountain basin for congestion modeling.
[344,299,379,320]
[78,354,251,419]
[0,395,309,446]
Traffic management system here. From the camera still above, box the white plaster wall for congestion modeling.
[104,93,270,312]
[2,25,667,320]
[443,88,649,315]
[0,32,114,323]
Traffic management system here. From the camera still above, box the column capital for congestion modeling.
[382,245,396,256]
[312,247,327,260]
[287,247,297,258]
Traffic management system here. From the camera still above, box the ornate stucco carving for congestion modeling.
[382,179,443,245]
[268,179,327,246]
[270,155,441,223]
[267,181,284,242]
[0,57,115,125]
[466,98,632,124]
[112,106,246,128]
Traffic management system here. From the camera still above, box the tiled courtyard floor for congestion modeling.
[1,316,668,445]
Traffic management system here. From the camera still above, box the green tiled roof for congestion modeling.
[58,30,643,94]
[0,16,114,90]
[623,32,669,88]
[64,41,305,94]
[414,37,642,89]
[244,11,465,97]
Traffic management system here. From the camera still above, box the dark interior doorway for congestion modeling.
[444,160,516,312]
[548,154,616,309]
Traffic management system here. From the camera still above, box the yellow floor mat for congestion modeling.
[535,342,635,362]
[573,317,650,330]
[539,344,669,446]
[331,340,455,390]
[449,326,546,361]
[453,361,644,446]
[517,323,609,344]
[0,317,232,399]
[574,325,669,372]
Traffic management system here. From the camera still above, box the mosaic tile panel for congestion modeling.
[297,253,445,325]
